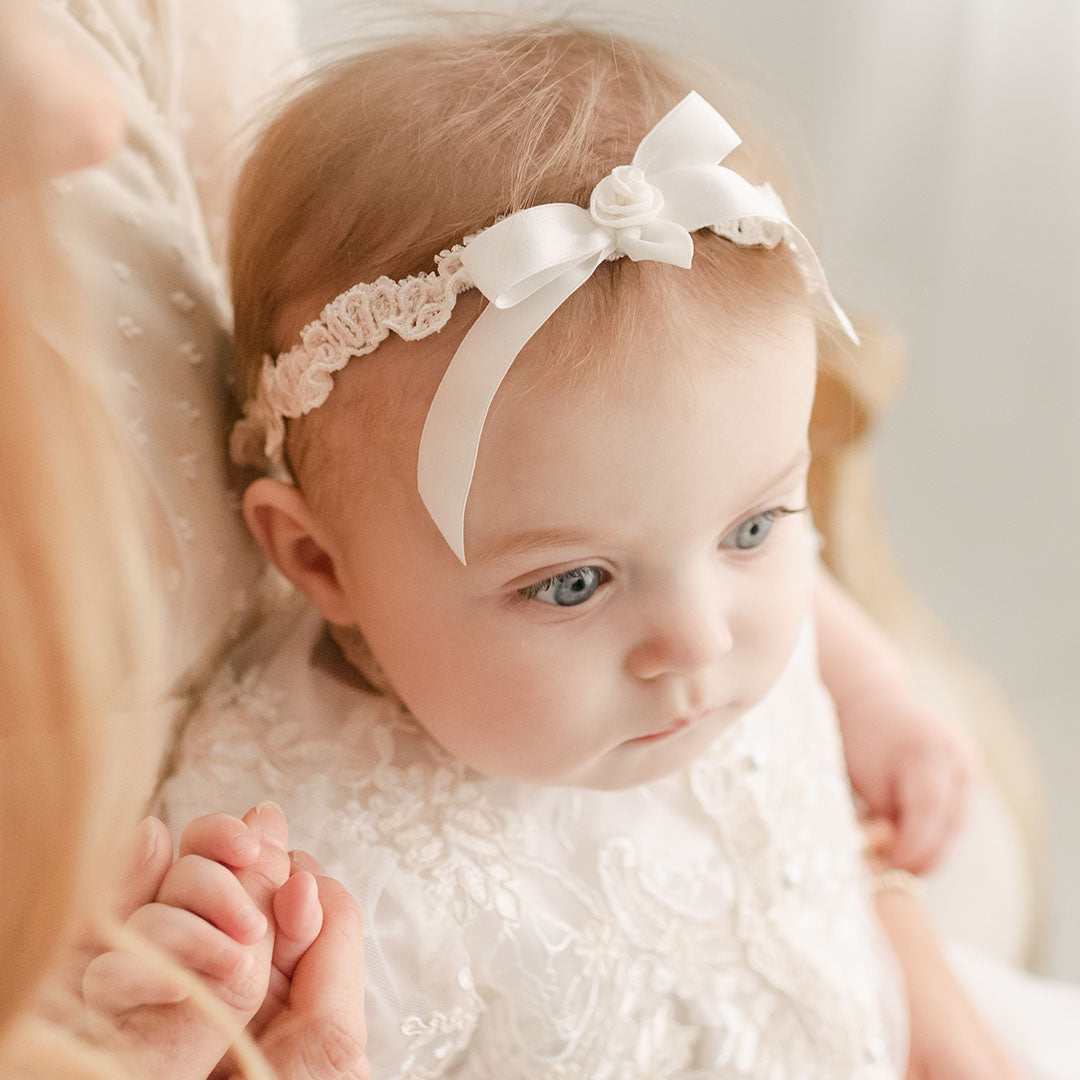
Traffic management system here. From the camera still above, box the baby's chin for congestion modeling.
[458,716,746,793]
[577,720,744,791]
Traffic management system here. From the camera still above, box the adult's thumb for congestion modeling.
[254,876,369,1080]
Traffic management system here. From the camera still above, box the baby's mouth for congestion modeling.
[626,715,694,744]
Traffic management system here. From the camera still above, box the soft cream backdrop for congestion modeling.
[294,0,1080,979]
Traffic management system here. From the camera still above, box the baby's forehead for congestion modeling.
[291,257,813,525]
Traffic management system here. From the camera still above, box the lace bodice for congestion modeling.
[158,601,906,1079]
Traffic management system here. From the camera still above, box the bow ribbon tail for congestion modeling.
[655,165,860,345]
[417,251,606,563]
[777,221,859,344]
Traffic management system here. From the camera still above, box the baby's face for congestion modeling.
[322,305,818,789]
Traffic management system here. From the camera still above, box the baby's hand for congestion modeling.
[815,568,981,876]
[840,691,980,874]
[83,805,294,1079]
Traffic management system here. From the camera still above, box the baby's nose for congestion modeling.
[625,590,734,680]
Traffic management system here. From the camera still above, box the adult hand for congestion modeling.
[235,851,369,1080]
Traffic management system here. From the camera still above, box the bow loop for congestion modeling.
[461,203,613,309]
[419,91,856,565]
[631,90,742,173]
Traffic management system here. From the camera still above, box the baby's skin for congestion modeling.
[81,804,370,1080]
[815,567,980,873]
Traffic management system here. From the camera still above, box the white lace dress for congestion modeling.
[158,600,907,1079]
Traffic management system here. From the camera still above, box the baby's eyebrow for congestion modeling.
[470,525,597,565]
[472,449,811,564]
[756,449,811,498]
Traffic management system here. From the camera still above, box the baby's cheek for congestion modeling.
[743,551,813,701]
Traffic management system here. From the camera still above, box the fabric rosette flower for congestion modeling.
[588,164,666,247]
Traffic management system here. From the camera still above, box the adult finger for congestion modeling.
[252,877,368,1080]
[272,870,323,981]
[288,877,365,1015]
[291,849,327,876]
[178,813,261,868]
[242,858,326,1041]
[115,816,173,921]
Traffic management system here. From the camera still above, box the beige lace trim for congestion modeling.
[230,247,474,468]
[231,186,807,473]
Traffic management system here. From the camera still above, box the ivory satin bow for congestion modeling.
[417,91,855,564]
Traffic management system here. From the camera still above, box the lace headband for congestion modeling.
[232,91,857,564]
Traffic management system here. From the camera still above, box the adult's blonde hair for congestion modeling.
[0,164,161,1072]
[0,163,270,1080]
[230,24,811,483]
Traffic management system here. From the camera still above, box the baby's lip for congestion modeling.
[626,713,700,744]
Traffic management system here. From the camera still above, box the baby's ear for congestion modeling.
[243,478,354,625]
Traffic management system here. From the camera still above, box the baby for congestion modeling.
[158,24,1045,1078]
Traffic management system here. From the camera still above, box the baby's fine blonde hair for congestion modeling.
[230,23,811,481]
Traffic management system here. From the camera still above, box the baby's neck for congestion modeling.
[320,621,401,703]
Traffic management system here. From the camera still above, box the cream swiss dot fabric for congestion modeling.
[38,0,304,699]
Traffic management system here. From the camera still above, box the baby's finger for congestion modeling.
[890,764,956,873]
[272,870,324,980]
[115,816,173,921]
[156,855,268,944]
[82,948,187,1016]
[127,903,252,986]
[178,813,262,868]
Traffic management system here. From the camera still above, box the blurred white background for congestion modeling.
[295,0,1080,978]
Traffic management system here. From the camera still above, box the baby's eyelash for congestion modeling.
[518,576,555,600]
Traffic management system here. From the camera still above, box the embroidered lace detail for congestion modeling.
[158,608,905,1079]
[230,246,474,468]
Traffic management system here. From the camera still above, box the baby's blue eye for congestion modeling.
[720,510,778,551]
[520,566,608,607]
